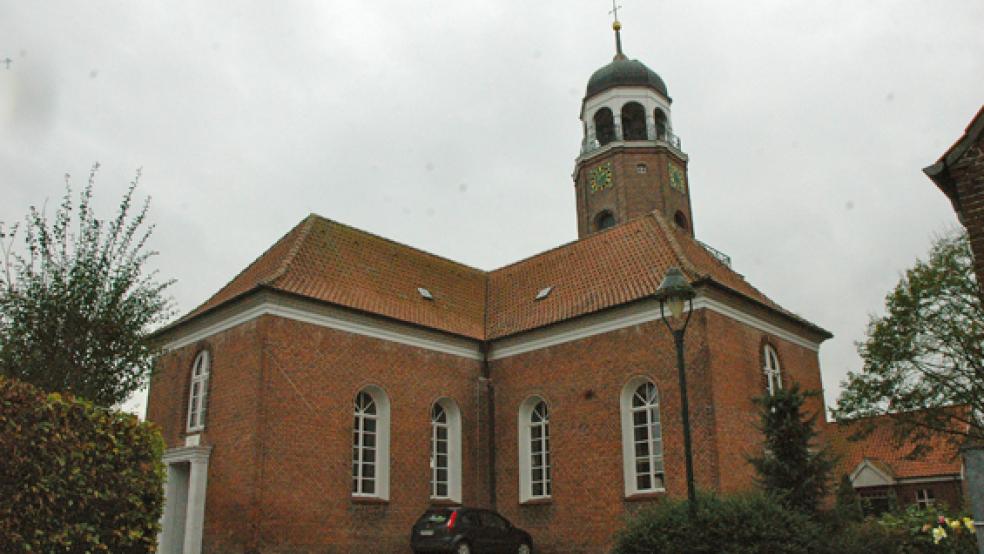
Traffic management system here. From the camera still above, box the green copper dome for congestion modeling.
[585,58,668,100]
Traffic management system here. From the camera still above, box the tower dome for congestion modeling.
[585,58,668,100]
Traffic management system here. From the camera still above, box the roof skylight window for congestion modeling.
[417,287,434,300]
[535,286,553,301]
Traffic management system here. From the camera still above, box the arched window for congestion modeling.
[595,210,616,231]
[353,386,391,499]
[621,102,647,141]
[594,108,615,146]
[620,378,665,495]
[430,398,462,502]
[517,397,551,501]
[654,108,668,140]
[763,345,782,395]
[186,350,210,432]
[674,211,689,231]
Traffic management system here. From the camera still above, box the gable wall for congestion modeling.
[147,319,265,553]
[703,309,827,494]
[488,313,716,554]
[252,315,484,553]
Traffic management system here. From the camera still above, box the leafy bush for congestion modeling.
[611,493,830,554]
[0,376,165,553]
[831,505,978,554]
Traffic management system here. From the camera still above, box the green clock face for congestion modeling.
[668,163,686,193]
[589,162,613,193]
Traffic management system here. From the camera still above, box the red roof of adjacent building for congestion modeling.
[829,413,964,480]
[173,211,827,341]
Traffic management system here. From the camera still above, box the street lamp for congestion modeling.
[654,266,697,516]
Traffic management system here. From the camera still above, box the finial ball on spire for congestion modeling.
[612,20,622,31]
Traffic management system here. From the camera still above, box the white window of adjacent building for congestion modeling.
[915,488,935,509]
[352,386,391,500]
[763,344,783,395]
[186,351,210,432]
[430,398,462,503]
[517,396,551,502]
[620,377,665,496]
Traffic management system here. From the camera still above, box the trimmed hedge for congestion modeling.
[0,376,165,553]
[611,493,829,554]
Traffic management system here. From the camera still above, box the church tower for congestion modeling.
[574,18,693,238]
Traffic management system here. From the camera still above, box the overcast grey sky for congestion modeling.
[2,1,982,416]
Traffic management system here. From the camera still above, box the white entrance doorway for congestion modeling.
[159,445,211,554]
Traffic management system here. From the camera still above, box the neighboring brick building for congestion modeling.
[829,413,966,516]
[925,105,984,284]
[148,23,832,554]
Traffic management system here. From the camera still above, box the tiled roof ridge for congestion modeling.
[175,216,313,323]
[834,403,971,425]
[647,210,699,276]
[306,213,488,276]
[262,213,319,287]
[488,216,648,274]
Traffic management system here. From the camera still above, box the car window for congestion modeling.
[460,511,480,528]
[480,511,508,530]
[416,510,451,525]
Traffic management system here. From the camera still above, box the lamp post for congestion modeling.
[654,266,697,517]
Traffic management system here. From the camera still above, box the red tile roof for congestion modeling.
[172,211,827,341]
[829,413,964,480]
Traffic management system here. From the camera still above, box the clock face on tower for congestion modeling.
[668,163,686,193]
[589,162,613,193]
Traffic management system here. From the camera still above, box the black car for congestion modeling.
[410,507,533,554]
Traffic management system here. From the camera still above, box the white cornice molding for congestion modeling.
[162,293,821,362]
[161,296,483,360]
[488,296,821,361]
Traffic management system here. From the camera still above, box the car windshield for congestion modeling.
[416,510,452,525]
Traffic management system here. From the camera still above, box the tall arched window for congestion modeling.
[620,377,665,495]
[621,102,647,140]
[186,350,210,432]
[763,345,782,395]
[517,397,551,501]
[654,108,668,140]
[352,386,391,499]
[430,398,462,502]
[594,108,615,146]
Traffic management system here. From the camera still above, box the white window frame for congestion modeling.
[430,398,462,503]
[517,396,551,502]
[352,386,390,500]
[186,351,210,432]
[915,488,935,509]
[763,344,782,395]
[620,377,665,496]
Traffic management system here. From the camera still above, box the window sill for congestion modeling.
[429,498,462,507]
[520,497,552,506]
[624,490,666,502]
[351,496,389,505]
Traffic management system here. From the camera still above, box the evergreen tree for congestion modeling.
[834,474,864,523]
[0,164,174,406]
[749,383,836,515]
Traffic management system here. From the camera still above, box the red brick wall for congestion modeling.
[149,305,825,553]
[951,133,984,286]
[702,310,827,495]
[575,146,693,238]
[150,315,486,554]
[147,319,266,553]
[489,313,713,554]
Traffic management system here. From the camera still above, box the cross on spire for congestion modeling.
[609,1,626,60]
[609,0,622,22]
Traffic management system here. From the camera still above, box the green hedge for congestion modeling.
[830,505,978,554]
[611,493,828,554]
[0,376,165,553]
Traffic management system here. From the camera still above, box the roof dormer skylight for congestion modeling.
[535,286,553,301]
[417,287,434,300]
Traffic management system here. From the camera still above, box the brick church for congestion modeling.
[148,20,832,554]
